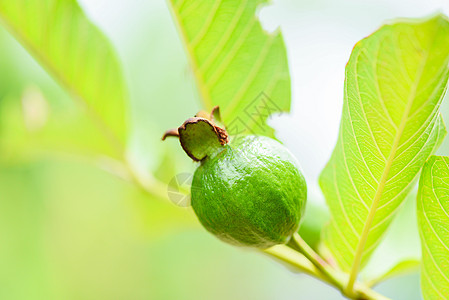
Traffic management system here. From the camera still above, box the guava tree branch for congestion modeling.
[116,162,390,300]
[287,234,390,300]
[267,245,389,299]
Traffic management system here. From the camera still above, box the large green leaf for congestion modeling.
[418,156,449,299]
[168,0,290,138]
[361,190,421,285]
[319,15,449,273]
[0,0,128,152]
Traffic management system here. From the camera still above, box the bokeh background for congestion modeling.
[2,0,449,299]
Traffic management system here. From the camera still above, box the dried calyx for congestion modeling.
[162,106,229,161]
[162,106,307,249]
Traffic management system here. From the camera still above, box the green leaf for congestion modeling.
[168,0,291,138]
[418,155,449,299]
[319,14,449,273]
[0,0,128,153]
[361,190,421,284]
[0,89,121,163]
[365,259,420,287]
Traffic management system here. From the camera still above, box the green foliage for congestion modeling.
[361,191,421,286]
[366,259,420,287]
[168,0,291,138]
[0,0,128,152]
[319,14,449,272]
[0,25,120,161]
[0,89,121,163]
[2,0,449,298]
[418,155,449,299]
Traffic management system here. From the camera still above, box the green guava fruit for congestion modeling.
[191,135,307,248]
[163,108,307,249]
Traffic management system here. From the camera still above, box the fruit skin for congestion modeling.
[191,135,307,249]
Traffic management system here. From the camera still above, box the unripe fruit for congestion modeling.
[192,135,307,248]
[163,107,307,249]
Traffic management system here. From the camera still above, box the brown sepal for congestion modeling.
[178,117,228,161]
[162,106,228,161]
[161,128,179,140]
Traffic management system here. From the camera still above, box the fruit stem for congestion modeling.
[289,233,346,294]
[287,233,390,300]
[263,245,334,285]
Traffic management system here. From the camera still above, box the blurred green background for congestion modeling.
[2,0,449,299]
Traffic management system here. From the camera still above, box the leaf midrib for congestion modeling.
[168,1,213,110]
[346,34,432,290]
